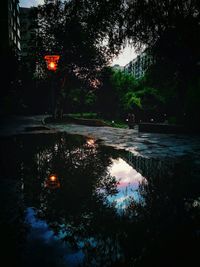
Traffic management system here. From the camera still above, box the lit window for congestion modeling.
[17,42,21,50]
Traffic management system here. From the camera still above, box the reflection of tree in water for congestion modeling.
[15,133,122,266]
[1,134,200,267]
[121,156,200,267]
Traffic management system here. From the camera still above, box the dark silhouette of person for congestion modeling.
[127,113,135,129]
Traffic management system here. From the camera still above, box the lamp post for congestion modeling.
[45,173,60,189]
[44,55,60,119]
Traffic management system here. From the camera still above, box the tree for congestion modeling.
[111,70,140,116]
[97,68,164,122]
[95,0,200,125]
[28,1,200,124]
[123,0,200,124]
[31,0,124,118]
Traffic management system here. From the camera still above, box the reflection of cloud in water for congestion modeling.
[108,158,145,208]
[25,208,55,242]
[25,208,84,267]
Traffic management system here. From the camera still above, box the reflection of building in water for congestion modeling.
[122,153,173,180]
[103,153,175,209]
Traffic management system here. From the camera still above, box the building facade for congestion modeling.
[8,0,21,54]
[0,0,21,110]
[1,0,21,56]
[20,7,34,58]
[124,51,153,79]
[46,0,59,4]
[112,64,124,71]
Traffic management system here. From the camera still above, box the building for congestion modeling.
[8,0,21,54]
[1,0,21,56]
[48,0,59,3]
[20,5,45,78]
[124,51,153,79]
[112,64,124,71]
[0,0,21,104]
[46,0,59,4]
[20,7,34,58]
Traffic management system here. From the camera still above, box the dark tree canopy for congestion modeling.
[22,0,200,124]
[27,0,200,78]
[121,0,200,124]
[33,0,124,80]
[124,0,200,79]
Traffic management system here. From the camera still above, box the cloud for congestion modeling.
[111,45,137,67]
[20,0,44,8]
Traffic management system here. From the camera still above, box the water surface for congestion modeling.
[1,133,199,267]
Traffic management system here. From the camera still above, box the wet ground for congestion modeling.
[0,116,200,267]
[1,115,200,159]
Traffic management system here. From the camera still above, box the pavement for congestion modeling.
[1,115,200,159]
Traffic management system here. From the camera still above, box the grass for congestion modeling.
[67,113,127,128]
[67,112,98,119]
[104,120,128,128]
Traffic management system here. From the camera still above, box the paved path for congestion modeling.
[48,122,200,159]
[1,115,200,159]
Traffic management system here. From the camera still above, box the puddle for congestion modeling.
[0,132,199,267]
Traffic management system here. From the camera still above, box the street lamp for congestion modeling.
[44,55,60,71]
[44,55,60,118]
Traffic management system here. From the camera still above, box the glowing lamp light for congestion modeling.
[86,138,95,147]
[49,175,56,181]
[49,61,56,70]
[44,55,60,71]
[45,173,60,189]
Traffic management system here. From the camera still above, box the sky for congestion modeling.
[111,45,137,67]
[20,0,44,8]
[19,0,137,66]
[108,158,145,208]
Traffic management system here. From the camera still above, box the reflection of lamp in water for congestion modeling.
[45,174,60,189]
[86,138,95,147]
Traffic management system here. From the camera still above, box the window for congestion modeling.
[17,29,20,38]
[17,41,21,50]
[9,1,12,11]
[10,17,13,27]
[17,3,20,12]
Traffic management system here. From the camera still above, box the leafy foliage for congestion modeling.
[123,0,200,124]
[1,135,200,266]
[96,67,165,122]
[18,0,200,126]
[33,0,124,78]
[123,91,142,110]
[95,0,200,125]
[26,0,127,118]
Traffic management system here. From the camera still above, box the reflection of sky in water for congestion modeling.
[24,158,145,266]
[25,208,84,267]
[107,158,145,208]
